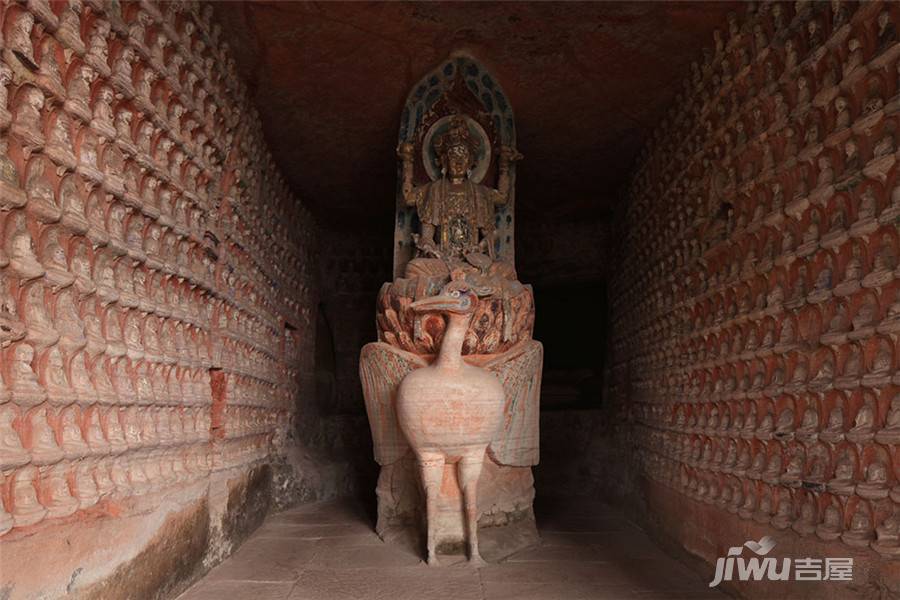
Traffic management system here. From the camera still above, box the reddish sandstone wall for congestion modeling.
[610,2,900,598]
[0,1,316,598]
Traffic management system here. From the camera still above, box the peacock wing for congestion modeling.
[484,340,543,467]
[359,341,428,465]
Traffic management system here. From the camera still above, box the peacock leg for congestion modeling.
[418,453,445,566]
[458,453,486,566]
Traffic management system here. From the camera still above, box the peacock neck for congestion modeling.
[435,312,470,369]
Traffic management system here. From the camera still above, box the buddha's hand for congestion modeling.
[397,142,415,160]
[499,146,523,162]
[412,234,441,259]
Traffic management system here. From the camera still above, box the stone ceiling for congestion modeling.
[214,1,734,229]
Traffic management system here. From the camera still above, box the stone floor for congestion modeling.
[176,496,729,600]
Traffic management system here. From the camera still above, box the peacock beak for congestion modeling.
[410,294,469,313]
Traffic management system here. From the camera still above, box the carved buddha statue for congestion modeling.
[756,409,775,439]
[399,116,519,282]
[820,404,845,442]
[847,397,876,443]
[23,282,59,350]
[792,500,817,536]
[40,227,76,290]
[796,405,819,441]
[809,356,834,392]
[816,504,844,541]
[0,405,29,467]
[865,236,897,287]
[851,297,877,336]
[6,212,44,281]
[56,289,86,352]
[70,351,97,404]
[29,406,64,465]
[835,96,850,130]
[11,466,47,528]
[0,137,26,211]
[873,512,900,556]
[827,452,857,495]
[857,460,889,500]
[875,394,900,444]
[8,343,45,406]
[782,449,804,486]
[842,507,874,547]
[0,274,26,347]
[866,342,893,386]
[774,408,795,439]
[878,9,898,52]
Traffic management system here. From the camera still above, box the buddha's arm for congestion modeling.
[493,145,523,205]
[397,142,424,207]
[415,223,440,257]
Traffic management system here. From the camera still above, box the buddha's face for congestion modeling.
[445,145,471,180]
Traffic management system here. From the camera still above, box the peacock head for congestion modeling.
[410,271,494,316]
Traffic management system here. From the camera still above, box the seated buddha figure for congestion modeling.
[876,393,900,444]
[399,116,520,284]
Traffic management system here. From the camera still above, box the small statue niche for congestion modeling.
[820,402,845,443]
[81,298,106,357]
[827,450,857,495]
[58,404,88,458]
[11,86,46,149]
[4,210,44,280]
[65,63,97,123]
[863,234,898,288]
[875,393,900,444]
[22,281,59,350]
[76,129,104,186]
[73,461,99,510]
[843,38,864,78]
[847,394,876,443]
[55,288,85,352]
[0,61,14,130]
[84,19,112,77]
[106,202,129,256]
[842,505,875,548]
[872,511,900,556]
[110,45,137,96]
[857,459,890,500]
[0,273,26,348]
[39,226,76,291]
[0,405,29,467]
[6,342,45,406]
[834,96,850,131]
[45,109,78,171]
[90,85,117,140]
[58,175,89,235]
[25,156,62,224]
[10,466,47,528]
[878,10,898,53]
[28,406,64,465]
[70,351,97,404]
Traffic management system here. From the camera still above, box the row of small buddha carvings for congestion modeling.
[613,5,900,300]
[623,1,899,228]
[611,194,898,338]
[635,390,900,445]
[0,262,285,366]
[607,0,900,559]
[0,434,272,536]
[634,435,900,557]
[0,0,313,325]
[0,164,292,341]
